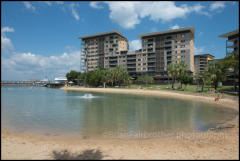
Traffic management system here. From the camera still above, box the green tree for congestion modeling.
[220,52,239,92]
[85,69,102,87]
[78,72,86,85]
[198,71,211,92]
[181,74,193,91]
[106,68,115,87]
[167,63,178,89]
[205,61,226,90]
[112,65,130,86]
[100,68,108,88]
[176,61,189,89]
[66,70,81,84]
[84,66,130,87]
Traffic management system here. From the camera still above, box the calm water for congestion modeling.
[1,86,237,138]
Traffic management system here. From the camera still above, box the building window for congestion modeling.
[181,50,185,53]
[181,34,185,38]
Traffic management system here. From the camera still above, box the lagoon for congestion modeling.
[1,86,237,139]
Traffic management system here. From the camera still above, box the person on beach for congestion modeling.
[215,94,220,101]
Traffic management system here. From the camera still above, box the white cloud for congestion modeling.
[2,50,83,80]
[194,46,205,55]
[1,26,15,53]
[104,2,209,29]
[23,2,36,11]
[107,2,140,29]
[1,36,14,53]
[69,3,80,21]
[210,2,225,11]
[90,2,103,9]
[170,24,180,30]
[129,40,141,51]
[1,27,15,33]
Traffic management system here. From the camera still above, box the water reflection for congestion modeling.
[1,87,237,138]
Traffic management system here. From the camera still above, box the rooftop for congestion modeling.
[137,27,195,38]
[78,30,127,40]
[219,29,239,38]
[194,54,215,58]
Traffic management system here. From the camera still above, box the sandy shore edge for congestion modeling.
[62,87,239,111]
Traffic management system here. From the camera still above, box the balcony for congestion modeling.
[147,49,154,52]
[128,57,136,61]
[148,68,156,72]
[165,47,172,50]
[166,36,172,40]
[148,59,156,63]
[165,41,172,45]
[127,62,136,65]
[226,40,234,48]
[147,39,153,42]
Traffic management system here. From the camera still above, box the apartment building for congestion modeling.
[194,54,214,76]
[79,28,195,78]
[79,31,129,72]
[219,29,239,85]
[138,27,195,76]
[219,29,239,55]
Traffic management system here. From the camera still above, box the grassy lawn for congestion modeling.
[120,83,238,98]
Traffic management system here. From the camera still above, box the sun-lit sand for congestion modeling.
[2,87,239,159]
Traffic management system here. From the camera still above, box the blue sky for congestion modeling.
[1,1,239,81]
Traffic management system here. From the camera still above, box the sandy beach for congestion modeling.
[2,87,239,159]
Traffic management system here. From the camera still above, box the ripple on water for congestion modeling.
[74,94,101,99]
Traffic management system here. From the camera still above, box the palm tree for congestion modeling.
[205,61,226,90]
[106,68,115,87]
[167,63,178,89]
[100,68,108,88]
[176,61,188,89]
[198,71,210,92]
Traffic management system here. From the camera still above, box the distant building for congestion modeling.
[219,29,239,85]
[194,54,214,75]
[54,77,67,84]
[79,27,195,79]
[219,29,239,55]
[138,27,195,77]
[78,30,129,72]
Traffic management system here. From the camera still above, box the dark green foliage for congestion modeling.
[205,61,226,90]
[66,70,82,84]
[82,65,131,87]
